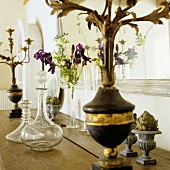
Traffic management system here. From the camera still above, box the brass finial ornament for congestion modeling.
[45,0,170,169]
[0,29,33,118]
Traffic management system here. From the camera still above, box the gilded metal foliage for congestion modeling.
[45,0,170,36]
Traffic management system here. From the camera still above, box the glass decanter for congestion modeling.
[6,100,32,143]
[21,70,63,151]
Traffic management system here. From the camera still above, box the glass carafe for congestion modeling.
[21,70,63,151]
[6,100,32,143]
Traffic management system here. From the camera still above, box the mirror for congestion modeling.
[58,0,170,96]
[116,19,170,79]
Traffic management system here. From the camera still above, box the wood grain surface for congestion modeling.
[0,110,169,170]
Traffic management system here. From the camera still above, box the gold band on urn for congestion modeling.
[7,91,22,96]
[86,112,134,126]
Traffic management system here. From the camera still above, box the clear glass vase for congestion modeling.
[81,65,91,131]
[91,65,99,91]
[115,64,130,79]
[66,87,79,128]
[21,70,63,151]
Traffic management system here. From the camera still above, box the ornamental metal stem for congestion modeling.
[45,0,170,87]
[0,28,33,85]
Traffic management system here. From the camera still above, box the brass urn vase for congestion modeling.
[83,68,135,169]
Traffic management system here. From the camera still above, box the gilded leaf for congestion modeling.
[58,9,73,17]
[51,9,59,15]
[130,12,136,21]
[127,23,139,34]
[87,22,92,30]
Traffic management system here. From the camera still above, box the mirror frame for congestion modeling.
[115,79,170,97]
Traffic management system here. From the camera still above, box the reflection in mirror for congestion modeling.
[144,20,170,79]
[117,20,170,79]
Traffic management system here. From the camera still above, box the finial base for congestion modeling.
[92,161,132,170]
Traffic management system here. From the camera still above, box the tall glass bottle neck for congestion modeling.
[35,88,53,124]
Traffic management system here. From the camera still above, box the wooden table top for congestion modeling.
[0,110,170,170]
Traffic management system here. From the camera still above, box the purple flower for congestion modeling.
[82,56,91,66]
[76,43,84,51]
[71,44,75,55]
[114,44,125,65]
[34,49,52,65]
[123,47,138,60]
[97,43,104,61]
[76,43,85,57]
[65,59,72,69]
[44,52,52,65]
[34,49,44,60]
[73,43,88,65]
[48,63,56,74]
[34,49,52,71]
[114,44,120,59]
[98,43,104,51]
[74,57,81,64]
[74,49,81,64]
[115,57,125,65]
[97,50,104,59]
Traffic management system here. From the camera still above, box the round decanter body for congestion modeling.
[21,118,63,151]
[21,76,63,151]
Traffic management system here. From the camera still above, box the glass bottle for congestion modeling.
[6,100,32,143]
[21,70,63,151]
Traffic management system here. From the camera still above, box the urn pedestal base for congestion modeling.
[120,127,138,157]
[120,150,138,157]
[9,109,22,118]
[92,162,132,170]
[136,156,156,165]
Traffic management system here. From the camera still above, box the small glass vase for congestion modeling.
[21,70,63,151]
[81,65,91,131]
[115,64,130,79]
[91,65,99,91]
[66,87,79,128]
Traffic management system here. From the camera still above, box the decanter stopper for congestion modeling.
[35,70,48,88]
[6,100,32,143]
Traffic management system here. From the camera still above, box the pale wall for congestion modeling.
[26,0,58,52]
[0,0,26,90]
